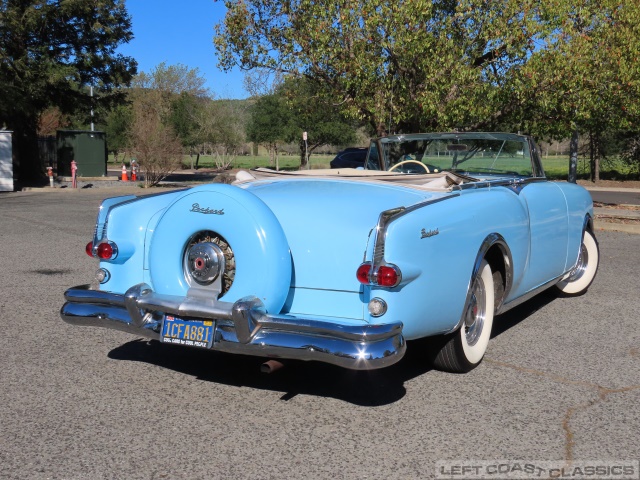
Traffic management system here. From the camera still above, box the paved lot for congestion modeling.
[0,189,639,480]
[588,188,640,206]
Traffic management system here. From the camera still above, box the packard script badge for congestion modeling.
[421,228,439,239]
[190,203,224,215]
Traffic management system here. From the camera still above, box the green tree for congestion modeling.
[133,62,209,98]
[198,99,247,170]
[246,93,291,167]
[215,0,640,181]
[0,0,137,183]
[133,63,212,168]
[513,0,640,181]
[181,97,246,170]
[169,92,204,167]
[215,0,546,135]
[281,77,357,168]
[130,89,182,187]
[104,104,133,164]
[244,77,358,169]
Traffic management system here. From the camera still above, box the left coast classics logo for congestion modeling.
[190,203,225,215]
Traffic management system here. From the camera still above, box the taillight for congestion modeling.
[356,263,401,288]
[96,242,117,260]
[356,263,371,284]
[85,241,94,257]
[377,265,400,287]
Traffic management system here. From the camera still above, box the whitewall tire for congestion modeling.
[433,260,495,373]
[555,229,599,296]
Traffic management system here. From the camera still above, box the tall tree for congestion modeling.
[0,0,137,183]
[169,92,203,167]
[281,77,357,168]
[128,63,211,169]
[246,93,290,167]
[198,99,247,170]
[245,78,359,169]
[215,0,546,135]
[243,67,283,97]
[130,89,183,187]
[513,0,640,181]
[104,104,133,164]
[215,0,640,182]
[133,62,209,99]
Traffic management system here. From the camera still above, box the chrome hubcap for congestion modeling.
[185,242,224,285]
[567,243,589,282]
[464,277,486,346]
[183,231,235,294]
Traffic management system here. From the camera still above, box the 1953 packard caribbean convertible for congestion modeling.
[61,133,599,373]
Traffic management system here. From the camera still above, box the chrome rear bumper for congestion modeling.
[60,284,406,370]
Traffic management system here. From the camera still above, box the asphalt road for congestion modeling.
[589,189,640,206]
[1,189,639,480]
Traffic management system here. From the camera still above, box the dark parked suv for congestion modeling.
[329,147,368,169]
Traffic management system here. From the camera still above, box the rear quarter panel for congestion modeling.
[97,190,186,293]
[371,187,530,339]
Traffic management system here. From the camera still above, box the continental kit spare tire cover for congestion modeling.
[148,184,291,313]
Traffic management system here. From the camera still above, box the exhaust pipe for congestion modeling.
[261,359,284,374]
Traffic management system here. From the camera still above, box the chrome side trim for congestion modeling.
[497,273,565,315]
[452,176,547,194]
[372,208,405,265]
[61,285,406,370]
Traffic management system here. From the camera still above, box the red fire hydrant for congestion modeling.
[71,160,78,188]
[130,160,137,181]
[47,166,54,188]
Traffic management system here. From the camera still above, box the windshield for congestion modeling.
[366,133,535,177]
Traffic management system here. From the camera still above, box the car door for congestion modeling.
[519,181,569,289]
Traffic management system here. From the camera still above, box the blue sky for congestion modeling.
[117,0,249,99]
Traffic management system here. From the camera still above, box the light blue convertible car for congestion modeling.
[61,132,599,373]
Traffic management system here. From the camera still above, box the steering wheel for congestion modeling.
[388,160,431,174]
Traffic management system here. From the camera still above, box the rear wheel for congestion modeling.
[433,260,495,373]
[555,229,599,296]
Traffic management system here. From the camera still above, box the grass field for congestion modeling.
[541,156,637,180]
[108,153,637,180]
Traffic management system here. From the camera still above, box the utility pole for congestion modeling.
[568,128,579,183]
[90,85,95,132]
[303,131,309,169]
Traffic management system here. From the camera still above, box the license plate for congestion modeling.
[160,315,214,349]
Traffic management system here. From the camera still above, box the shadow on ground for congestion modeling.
[108,290,560,406]
[491,289,558,338]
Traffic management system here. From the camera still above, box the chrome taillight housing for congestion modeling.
[356,262,402,288]
[85,240,118,260]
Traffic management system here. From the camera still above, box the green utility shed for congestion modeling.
[57,130,107,177]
